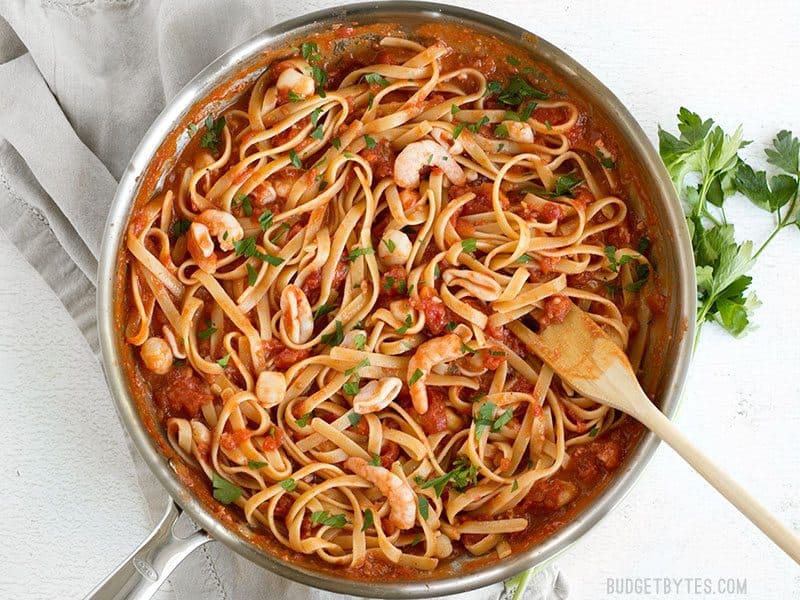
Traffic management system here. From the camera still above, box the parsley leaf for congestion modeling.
[345,358,370,377]
[461,238,477,252]
[248,460,269,469]
[364,135,377,149]
[295,412,312,427]
[233,237,284,266]
[494,123,509,139]
[765,130,800,174]
[170,219,191,238]
[289,149,302,168]
[395,314,413,334]
[595,147,616,169]
[216,354,230,368]
[321,320,344,347]
[343,381,360,396]
[280,478,298,492]
[497,75,548,106]
[408,368,423,387]
[313,303,337,319]
[198,320,217,340]
[551,174,582,198]
[200,115,226,154]
[347,412,362,427]
[310,511,347,528]
[300,42,321,63]
[258,210,273,231]
[418,496,429,520]
[362,508,374,531]
[658,109,800,340]
[364,72,390,87]
[419,456,477,497]
[346,246,374,261]
[353,333,367,350]
[212,473,243,504]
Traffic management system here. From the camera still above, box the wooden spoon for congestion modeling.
[508,303,800,563]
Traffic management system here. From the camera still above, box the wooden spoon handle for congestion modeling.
[634,400,800,563]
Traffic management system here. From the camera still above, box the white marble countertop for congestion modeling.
[1,1,798,598]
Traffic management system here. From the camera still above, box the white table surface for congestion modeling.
[1,1,799,598]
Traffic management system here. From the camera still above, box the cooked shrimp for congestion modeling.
[194,209,244,251]
[352,377,403,414]
[276,67,315,98]
[394,140,466,188]
[280,285,314,344]
[504,121,534,143]
[187,222,217,273]
[407,333,464,414]
[344,456,416,529]
[378,229,412,266]
[431,127,464,155]
[141,337,172,374]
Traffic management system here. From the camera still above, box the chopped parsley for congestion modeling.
[313,303,338,319]
[364,72,390,87]
[453,123,465,139]
[233,237,284,266]
[408,368,424,386]
[233,193,252,216]
[395,314,413,335]
[258,210,273,231]
[345,358,370,377]
[310,124,324,140]
[603,245,636,273]
[418,496,429,520]
[346,246,374,261]
[450,104,460,115]
[170,218,191,238]
[343,381,360,396]
[551,174,582,198]
[289,149,302,168]
[347,412,362,427]
[300,41,321,63]
[331,137,341,149]
[588,426,600,438]
[200,115,226,154]
[364,135,377,149]
[287,90,302,103]
[212,473,243,504]
[495,75,548,106]
[494,123,509,139]
[461,237,478,253]
[595,147,616,169]
[515,253,532,263]
[310,511,347,528]
[382,238,396,252]
[248,460,268,469]
[419,456,477,497]
[280,478,298,492]
[467,116,489,134]
[353,333,367,350]
[198,320,217,340]
[362,508,374,531]
[321,320,344,347]
[295,412,312,428]
[216,354,230,368]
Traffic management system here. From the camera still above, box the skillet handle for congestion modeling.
[85,499,211,600]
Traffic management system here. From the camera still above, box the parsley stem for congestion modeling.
[753,187,798,261]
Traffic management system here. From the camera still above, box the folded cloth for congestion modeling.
[0,2,566,598]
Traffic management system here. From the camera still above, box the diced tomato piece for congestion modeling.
[540,295,570,327]
[416,286,448,335]
[262,427,284,452]
[360,138,395,179]
[482,346,507,370]
[220,429,252,451]
[380,440,400,469]
[417,387,448,434]
[153,366,212,418]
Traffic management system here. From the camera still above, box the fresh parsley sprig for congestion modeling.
[658,109,799,340]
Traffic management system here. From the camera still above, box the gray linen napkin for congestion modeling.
[0,2,566,598]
